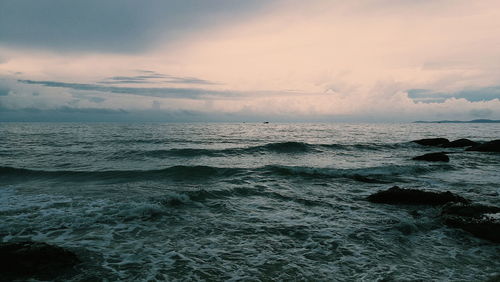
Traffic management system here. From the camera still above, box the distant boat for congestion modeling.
[263,121,269,124]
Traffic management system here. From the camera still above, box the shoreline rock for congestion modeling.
[0,241,80,280]
[412,138,450,147]
[441,203,500,243]
[412,152,450,162]
[367,186,469,205]
[443,138,479,148]
[466,139,500,153]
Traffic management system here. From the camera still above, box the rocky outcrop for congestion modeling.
[367,186,469,205]
[367,181,499,243]
[441,203,500,243]
[466,139,500,153]
[0,241,80,280]
[412,138,450,147]
[412,152,450,162]
[443,138,478,148]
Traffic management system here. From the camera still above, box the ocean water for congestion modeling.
[0,122,499,281]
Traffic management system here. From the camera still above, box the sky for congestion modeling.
[1,0,500,122]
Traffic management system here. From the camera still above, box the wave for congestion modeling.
[0,165,245,183]
[0,163,452,184]
[110,141,411,159]
[114,141,317,159]
[261,164,453,183]
[156,187,329,208]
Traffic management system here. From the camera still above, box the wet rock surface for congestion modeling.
[412,152,450,162]
[0,241,80,280]
[367,186,469,205]
[369,186,499,243]
[412,138,450,147]
[466,139,500,153]
[443,138,479,148]
[441,203,500,243]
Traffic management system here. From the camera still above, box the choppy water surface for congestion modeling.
[1,123,499,281]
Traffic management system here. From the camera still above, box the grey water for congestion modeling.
[0,122,499,281]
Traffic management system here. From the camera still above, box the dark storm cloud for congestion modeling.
[0,0,267,53]
[19,79,234,99]
[407,87,500,103]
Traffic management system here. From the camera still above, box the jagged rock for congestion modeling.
[441,203,500,243]
[412,138,450,147]
[466,139,500,153]
[412,152,450,162]
[443,138,479,148]
[367,186,469,205]
[0,241,80,280]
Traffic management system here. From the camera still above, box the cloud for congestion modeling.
[151,100,161,110]
[0,105,248,122]
[0,86,10,96]
[470,108,493,118]
[88,97,106,103]
[407,86,500,103]
[101,70,218,85]
[455,87,500,102]
[2,1,500,122]
[18,79,233,99]
[163,76,217,85]
[0,106,129,122]
[71,93,106,104]
[0,0,268,53]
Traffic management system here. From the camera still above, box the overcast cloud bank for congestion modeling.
[1,0,500,121]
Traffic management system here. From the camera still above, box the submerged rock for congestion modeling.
[367,186,468,205]
[466,139,500,153]
[441,203,500,243]
[443,138,479,148]
[412,152,450,162]
[0,241,80,280]
[412,138,450,147]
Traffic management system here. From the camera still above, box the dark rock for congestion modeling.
[0,241,80,280]
[466,139,500,153]
[443,138,479,148]
[442,203,500,218]
[412,152,450,162]
[441,203,500,243]
[486,274,500,282]
[367,186,469,205]
[412,138,450,147]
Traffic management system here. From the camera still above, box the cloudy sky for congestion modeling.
[1,0,500,121]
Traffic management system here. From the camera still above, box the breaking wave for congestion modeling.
[0,162,452,184]
[110,141,412,159]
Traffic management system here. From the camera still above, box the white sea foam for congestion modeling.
[1,123,500,281]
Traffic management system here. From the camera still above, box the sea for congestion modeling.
[0,122,499,281]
